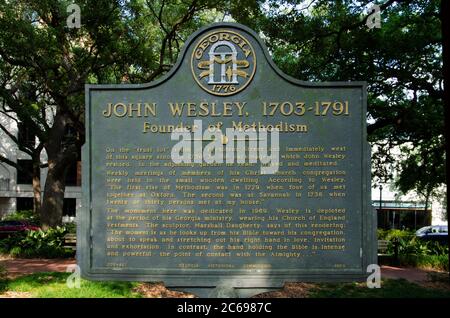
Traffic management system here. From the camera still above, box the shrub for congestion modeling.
[0,264,6,280]
[64,222,77,234]
[0,264,7,292]
[0,226,74,258]
[384,229,415,242]
[389,238,426,255]
[387,237,448,256]
[2,210,40,225]
[397,254,449,272]
[377,229,414,241]
[425,241,449,256]
[377,229,388,240]
[379,228,449,271]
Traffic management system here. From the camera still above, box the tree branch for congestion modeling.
[0,155,19,169]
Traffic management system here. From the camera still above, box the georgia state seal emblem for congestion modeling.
[191,29,256,96]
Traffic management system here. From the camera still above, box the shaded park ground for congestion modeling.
[1,256,450,298]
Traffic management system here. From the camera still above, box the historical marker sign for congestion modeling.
[79,23,376,288]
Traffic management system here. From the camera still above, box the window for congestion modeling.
[63,198,76,217]
[18,122,35,148]
[65,161,81,186]
[65,144,81,186]
[16,160,33,184]
[0,177,9,191]
[16,197,33,211]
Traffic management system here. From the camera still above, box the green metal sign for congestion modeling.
[79,23,375,289]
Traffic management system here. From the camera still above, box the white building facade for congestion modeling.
[371,181,447,230]
[370,142,447,230]
[0,113,81,221]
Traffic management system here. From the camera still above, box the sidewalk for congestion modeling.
[381,265,437,283]
[0,258,76,279]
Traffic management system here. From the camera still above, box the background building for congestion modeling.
[372,181,447,230]
[0,113,81,222]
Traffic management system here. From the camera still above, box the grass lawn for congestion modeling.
[309,279,450,298]
[1,272,142,298]
[1,272,450,298]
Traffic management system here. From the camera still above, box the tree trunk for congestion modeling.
[40,112,76,230]
[32,156,41,215]
[41,112,78,230]
[40,156,67,230]
[424,192,429,214]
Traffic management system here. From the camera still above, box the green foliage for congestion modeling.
[395,137,445,205]
[232,0,444,197]
[310,279,450,298]
[391,238,427,255]
[387,238,448,271]
[64,222,77,234]
[0,1,445,227]
[4,272,141,298]
[387,237,448,257]
[425,241,449,256]
[378,229,448,271]
[382,229,415,241]
[377,229,387,240]
[3,271,450,298]
[397,254,449,272]
[377,229,447,256]
[2,210,40,225]
[0,264,6,279]
[0,0,234,227]
[0,264,7,292]
[0,226,74,258]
